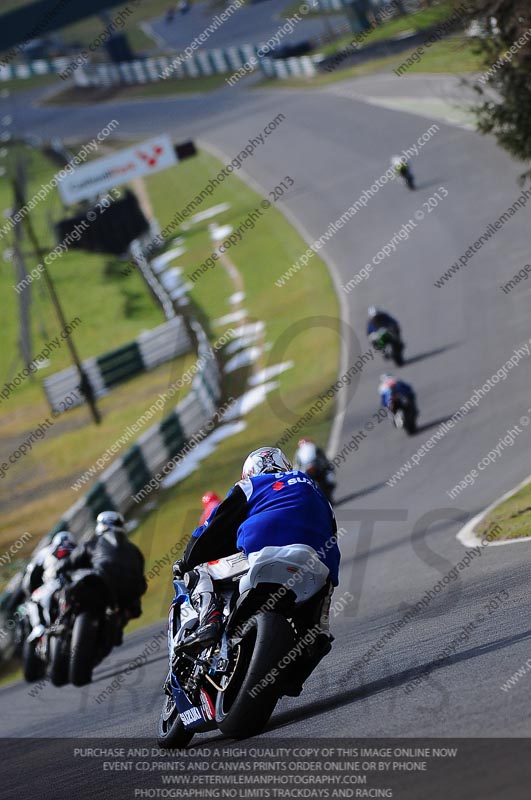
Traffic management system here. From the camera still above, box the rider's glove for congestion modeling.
[172,559,187,579]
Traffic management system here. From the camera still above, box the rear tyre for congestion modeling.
[393,343,405,367]
[216,612,295,739]
[157,694,195,749]
[49,636,70,687]
[69,612,98,686]
[22,638,46,683]
[405,416,417,435]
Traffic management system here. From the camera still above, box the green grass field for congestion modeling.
[320,0,463,55]
[472,481,531,544]
[257,34,480,89]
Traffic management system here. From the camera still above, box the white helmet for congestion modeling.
[368,305,378,317]
[95,510,125,536]
[242,447,292,479]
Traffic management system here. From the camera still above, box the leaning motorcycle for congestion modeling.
[55,569,124,686]
[157,546,332,747]
[397,163,415,189]
[294,444,336,503]
[301,463,336,503]
[389,395,417,435]
[369,327,404,367]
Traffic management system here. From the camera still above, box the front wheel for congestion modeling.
[157,694,195,749]
[216,612,295,739]
[69,612,98,686]
[393,409,404,430]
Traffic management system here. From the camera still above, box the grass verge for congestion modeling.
[472,480,531,544]
[257,35,480,89]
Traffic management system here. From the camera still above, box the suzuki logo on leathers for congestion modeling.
[136,145,164,168]
[272,481,285,491]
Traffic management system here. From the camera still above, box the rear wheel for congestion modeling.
[69,612,98,686]
[22,638,46,683]
[405,413,417,435]
[393,343,405,367]
[157,694,195,749]
[216,612,295,739]
[49,635,69,687]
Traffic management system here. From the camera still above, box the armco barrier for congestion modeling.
[43,316,192,413]
[0,56,71,81]
[73,46,262,87]
[260,55,320,79]
[71,47,324,86]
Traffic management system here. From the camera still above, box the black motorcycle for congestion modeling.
[397,162,415,189]
[389,394,417,435]
[369,326,404,366]
[53,569,124,686]
[303,463,336,504]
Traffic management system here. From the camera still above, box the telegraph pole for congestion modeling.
[12,163,101,425]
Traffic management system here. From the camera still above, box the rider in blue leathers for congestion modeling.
[379,374,417,413]
[173,447,340,653]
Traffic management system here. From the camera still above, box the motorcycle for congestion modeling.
[294,443,336,503]
[157,546,332,747]
[369,327,404,367]
[389,394,417,435]
[302,463,336,503]
[24,569,125,687]
[394,161,415,190]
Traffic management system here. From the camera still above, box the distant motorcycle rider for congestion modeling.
[294,438,336,502]
[391,155,415,189]
[24,531,76,638]
[378,374,417,415]
[172,447,340,655]
[60,511,146,631]
[366,306,401,340]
